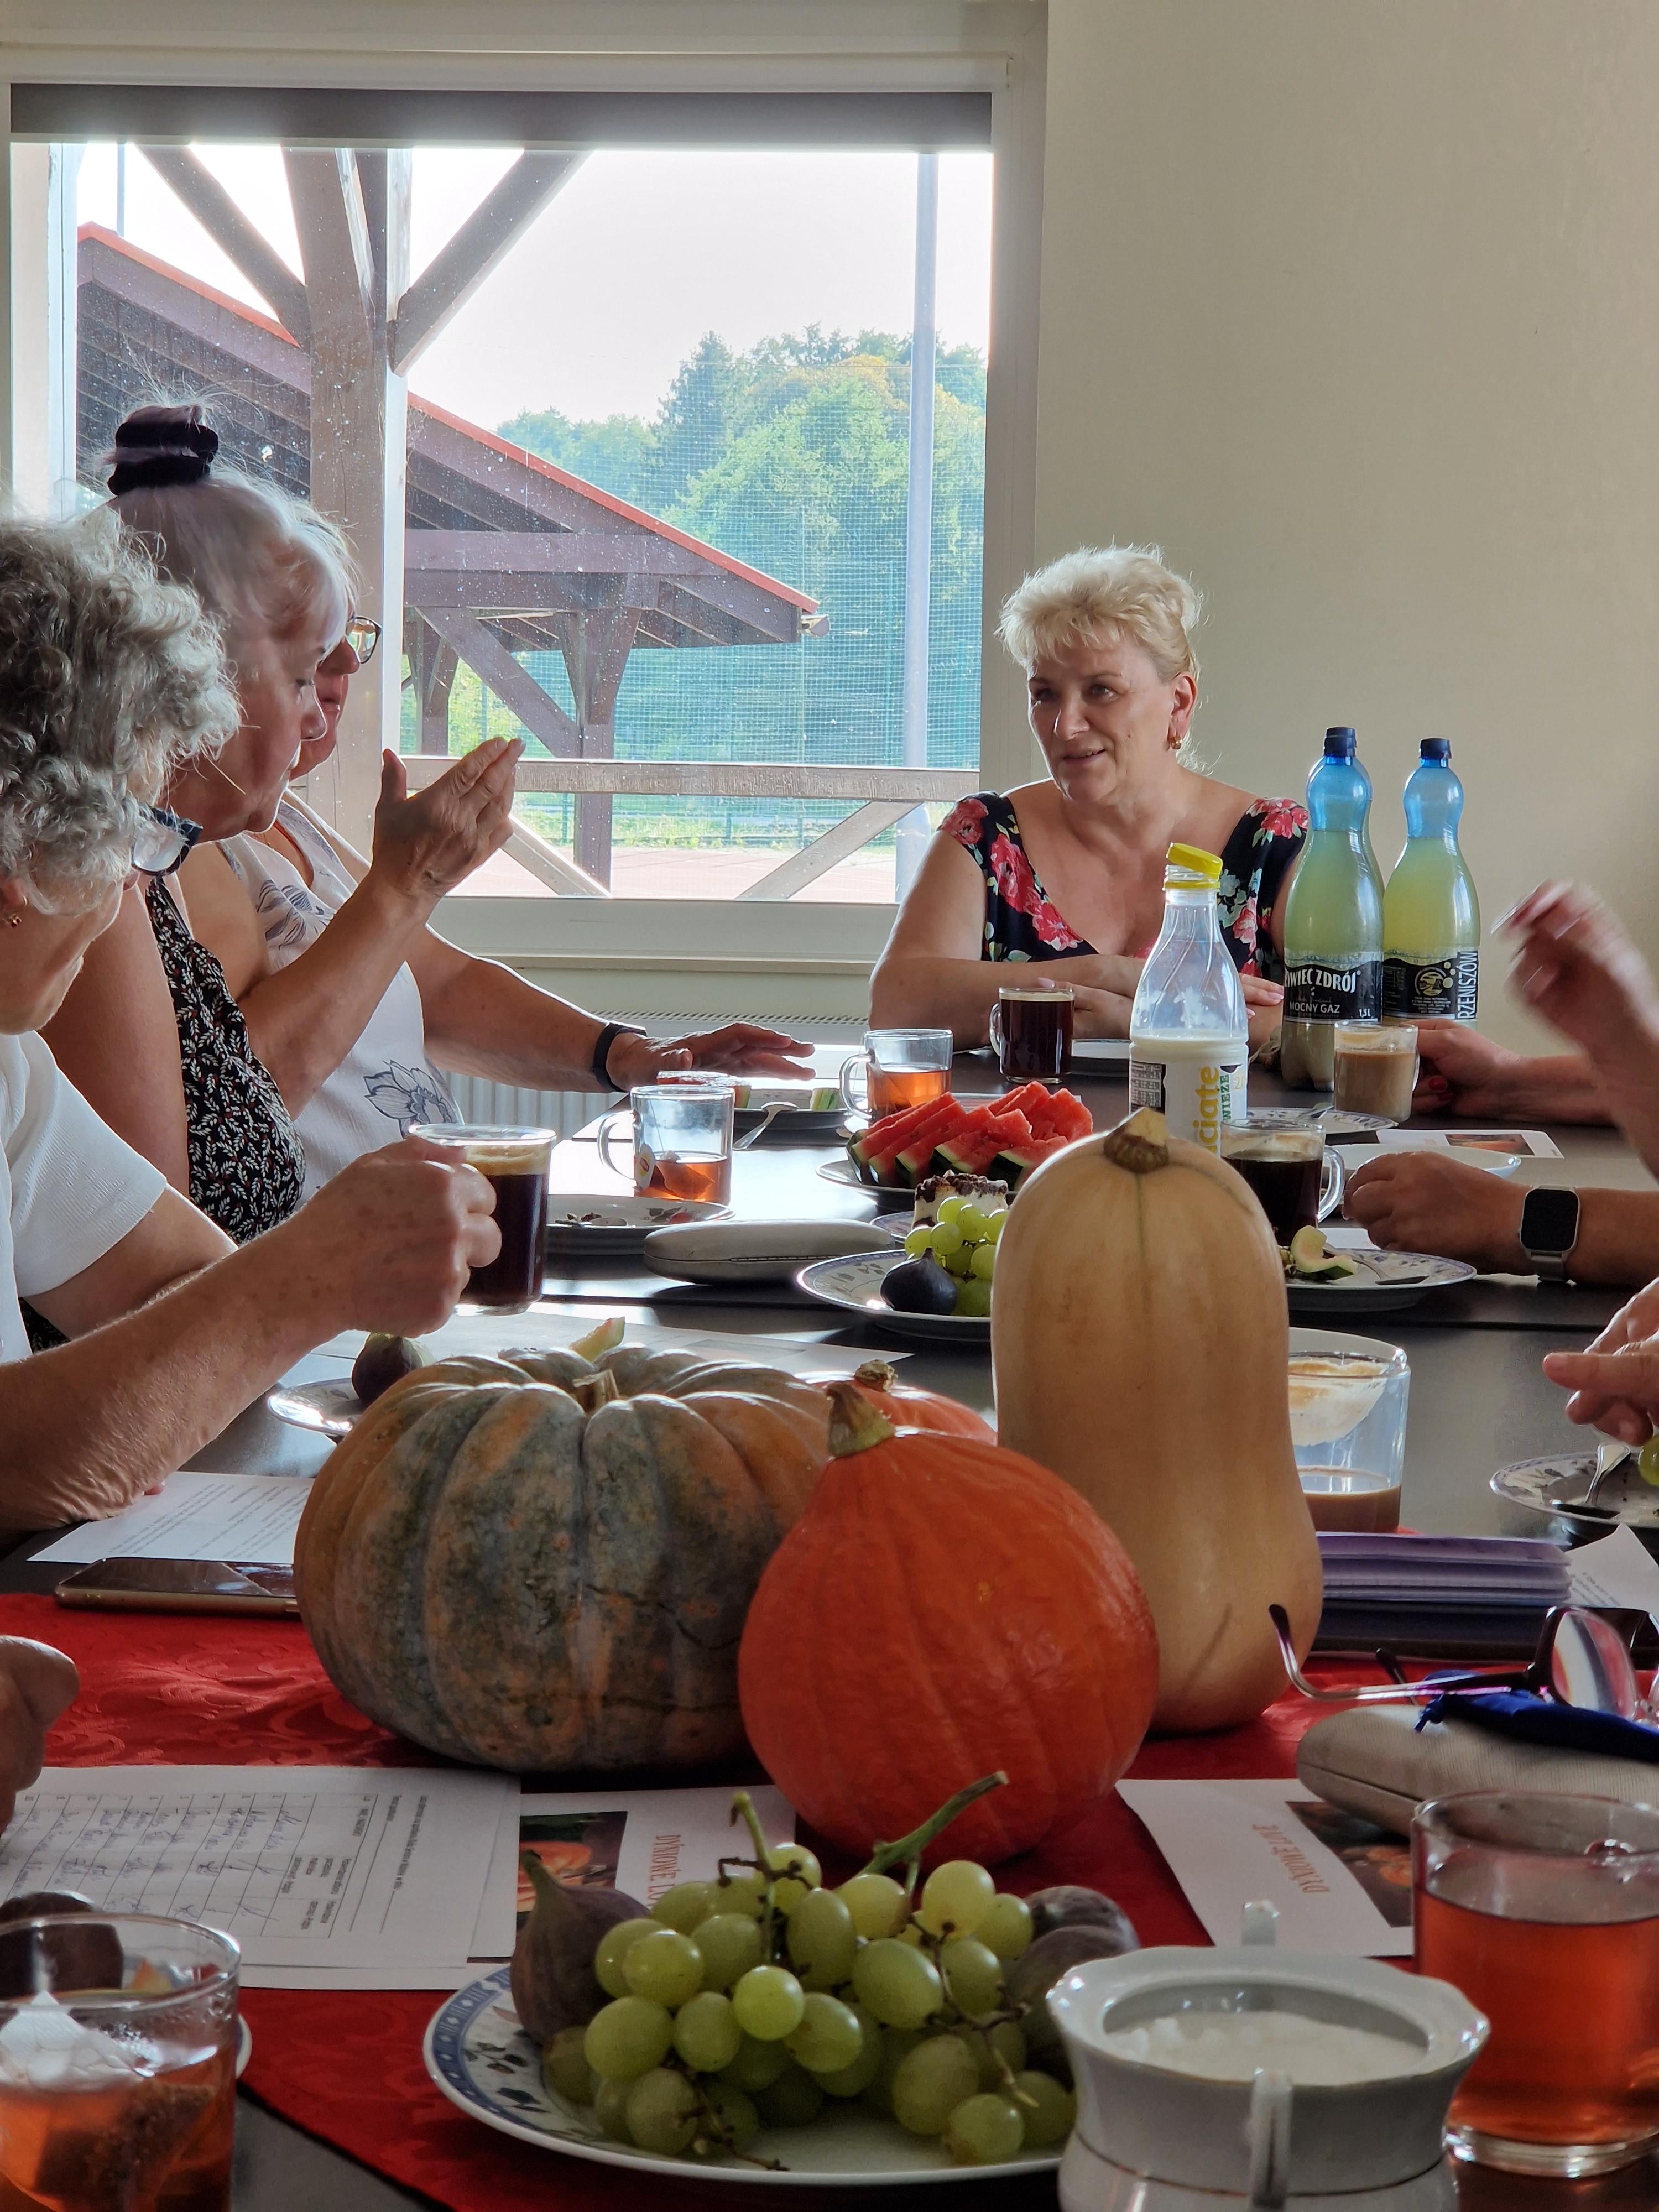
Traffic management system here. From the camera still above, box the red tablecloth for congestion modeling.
[0,1594,1350,2211]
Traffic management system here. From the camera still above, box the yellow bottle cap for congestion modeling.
[1165,842,1223,886]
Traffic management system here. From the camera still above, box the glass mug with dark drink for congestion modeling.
[600,1082,734,1206]
[989,982,1074,1084]
[410,1123,555,1314]
[1414,1791,1659,2176]
[0,1913,240,2211]
[1219,1119,1345,1245]
[839,1030,953,1121]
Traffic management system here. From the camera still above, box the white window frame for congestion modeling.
[0,1,1046,991]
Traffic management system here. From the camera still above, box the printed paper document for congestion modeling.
[34,1474,310,1567]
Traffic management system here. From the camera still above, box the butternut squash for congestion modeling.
[991,1107,1321,1732]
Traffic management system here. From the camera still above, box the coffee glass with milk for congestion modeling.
[1287,1327,1410,1531]
[1332,1021,1418,1123]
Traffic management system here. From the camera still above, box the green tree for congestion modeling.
[495,406,654,507]
[640,332,742,509]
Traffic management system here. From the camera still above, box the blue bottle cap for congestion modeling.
[1323,727,1357,759]
[1420,738,1451,763]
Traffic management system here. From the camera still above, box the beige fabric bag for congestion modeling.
[1296,1703,1659,1835]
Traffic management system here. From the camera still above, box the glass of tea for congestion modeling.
[0,1912,239,2211]
[1219,1119,1346,1244]
[1287,1333,1409,1531]
[838,1030,953,1121]
[1414,1791,1659,2176]
[410,1123,556,1314]
[989,982,1074,1083]
[1332,1021,1418,1124]
[599,1083,734,1206]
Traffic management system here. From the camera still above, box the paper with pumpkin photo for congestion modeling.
[514,1786,794,1926]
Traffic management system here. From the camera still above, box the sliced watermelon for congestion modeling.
[848,1093,948,1168]
[934,1108,1035,1177]
[892,1099,972,1184]
[1021,1086,1092,1142]
[993,1082,1055,1125]
[998,1131,1076,1188]
[864,1098,965,1186]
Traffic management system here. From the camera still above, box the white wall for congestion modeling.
[1036,0,1659,1045]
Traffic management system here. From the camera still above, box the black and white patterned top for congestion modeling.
[144,877,305,1241]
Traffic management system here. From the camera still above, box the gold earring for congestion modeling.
[4,910,21,928]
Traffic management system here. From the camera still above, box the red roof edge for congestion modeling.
[78,222,818,617]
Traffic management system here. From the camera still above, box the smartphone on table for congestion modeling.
[54,1561,299,1616]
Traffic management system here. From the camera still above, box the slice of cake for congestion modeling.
[910,1170,1010,1227]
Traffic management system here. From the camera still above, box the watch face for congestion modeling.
[1522,1187,1580,1254]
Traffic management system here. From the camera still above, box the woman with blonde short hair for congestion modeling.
[870,544,1305,1042]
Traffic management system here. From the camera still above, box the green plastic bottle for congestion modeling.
[1279,728,1384,1091]
[1383,739,1480,1022]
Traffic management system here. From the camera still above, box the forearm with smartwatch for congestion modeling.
[1515,1185,1659,1288]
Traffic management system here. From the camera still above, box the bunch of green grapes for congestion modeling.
[542,1840,1074,2169]
[903,1196,1008,1321]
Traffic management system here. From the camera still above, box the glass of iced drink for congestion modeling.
[1414,1792,1659,2176]
[0,1912,239,2211]
[1331,1021,1418,1123]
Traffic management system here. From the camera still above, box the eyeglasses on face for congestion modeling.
[342,616,382,667]
[131,804,202,878]
[1270,1601,1655,1725]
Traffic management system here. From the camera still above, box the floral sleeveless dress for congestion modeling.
[144,877,306,1240]
[940,792,1308,982]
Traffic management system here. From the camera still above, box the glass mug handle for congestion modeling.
[1246,2069,1293,2210]
[988,1001,1005,1059]
[838,1052,871,1114]
[597,1111,635,1183]
[1317,1146,1347,1223]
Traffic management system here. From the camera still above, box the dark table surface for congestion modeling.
[7,1045,1655,2207]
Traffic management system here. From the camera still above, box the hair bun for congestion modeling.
[108,405,220,497]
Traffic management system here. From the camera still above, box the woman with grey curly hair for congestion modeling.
[870,544,1304,1044]
[0,513,499,1543]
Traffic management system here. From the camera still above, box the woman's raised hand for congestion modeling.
[0,1640,78,1835]
[1504,884,1659,1066]
[368,739,522,909]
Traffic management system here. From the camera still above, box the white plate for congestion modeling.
[795,1251,990,1345]
[641,1219,887,1285]
[1241,1107,1399,1138]
[267,1379,361,1437]
[1490,1451,1659,1533]
[424,1967,1056,2187]
[1285,1250,1475,1315]
[873,1211,915,1240]
[818,1157,915,1203]
[545,1196,731,1258]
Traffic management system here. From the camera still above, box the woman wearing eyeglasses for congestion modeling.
[0,513,498,1532]
[40,407,523,1233]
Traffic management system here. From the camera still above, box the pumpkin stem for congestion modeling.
[853,1359,899,1391]
[570,1314,625,1363]
[570,1368,620,1414]
[826,1379,896,1458]
[1101,1105,1171,1175]
[858,1771,1009,1892]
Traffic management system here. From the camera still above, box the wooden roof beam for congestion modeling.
[422,604,583,756]
[283,149,375,351]
[137,146,311,346]
[391,153,586,376]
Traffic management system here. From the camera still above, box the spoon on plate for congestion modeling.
[736,1099,795,1149]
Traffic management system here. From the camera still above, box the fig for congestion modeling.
[352,1333,425,1406]
[510,1854,648,2044]
[1024,1885,1140,1952]
[0,1895,126,1998]
[881,1256,958,1316]
[1006,1917,1142,2080]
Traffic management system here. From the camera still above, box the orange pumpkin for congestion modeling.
[843,1359,995,1442]
[738,1384,1159,1865]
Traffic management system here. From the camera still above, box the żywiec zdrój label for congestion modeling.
[1383,952,1478,1022]
[1128,1050,1247,1154]
[1283,957,1383,1025]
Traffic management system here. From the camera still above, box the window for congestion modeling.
[46,127,991,914]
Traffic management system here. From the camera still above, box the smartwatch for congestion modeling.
[1519,1187,1581,1281]
[589,1020,644,1088]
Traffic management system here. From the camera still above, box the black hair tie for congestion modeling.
[108,404,220,497]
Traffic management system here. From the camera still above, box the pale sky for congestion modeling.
[75,143,993,430]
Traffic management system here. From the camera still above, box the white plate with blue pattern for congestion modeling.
[422,1966,1058,2185]
[794,1251,989,1344]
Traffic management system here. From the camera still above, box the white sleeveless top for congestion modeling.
[221,801,458,1196]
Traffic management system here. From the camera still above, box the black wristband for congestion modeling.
[590,1020,644,1088]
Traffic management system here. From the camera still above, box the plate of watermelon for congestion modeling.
[827,1084,1092,1197]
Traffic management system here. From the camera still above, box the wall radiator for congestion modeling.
[442,1013,864,1139]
